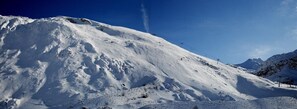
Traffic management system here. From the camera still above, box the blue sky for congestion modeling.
[1,0,297,64]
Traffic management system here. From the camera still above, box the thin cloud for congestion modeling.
[278,0,297,40]
[289,28,297,40]
[141,0,149,33]
[281,0,293,6]
[249,46,272,59]
[278,0,296,16]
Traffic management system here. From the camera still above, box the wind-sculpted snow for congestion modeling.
[0,15,296,109]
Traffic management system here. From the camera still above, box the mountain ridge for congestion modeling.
[257,49,297,85]
[0,15,296,109]
[235,58,264,72]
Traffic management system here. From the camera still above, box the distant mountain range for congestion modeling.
[236,50,297,85]
[257,50,297,85]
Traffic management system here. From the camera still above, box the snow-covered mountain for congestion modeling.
[0,15,296,109]
[235,58,264,72]
[257,50,297,85]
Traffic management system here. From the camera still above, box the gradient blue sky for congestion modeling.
[1,0,297,64]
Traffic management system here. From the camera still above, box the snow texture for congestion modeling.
[0,15,296,109]
[140,96,297,109]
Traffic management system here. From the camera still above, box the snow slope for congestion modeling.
[257,50,297,85]
[140,96,297,109]
[0,15,296,109]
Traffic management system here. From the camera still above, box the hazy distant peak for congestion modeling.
[235,58,264,71]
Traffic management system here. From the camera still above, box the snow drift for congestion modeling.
[0,15,296,109]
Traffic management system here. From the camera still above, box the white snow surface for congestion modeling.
[0,15,296,109]
[140,96,297,109]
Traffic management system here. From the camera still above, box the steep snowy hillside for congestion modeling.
[235,58,263,72]
[0,15,296,109]
[257,50,297,85]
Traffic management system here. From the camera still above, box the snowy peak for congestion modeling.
[265,49,297,64]
[0,16,296,109]
[257,49,297,85]
[236,58,264,71]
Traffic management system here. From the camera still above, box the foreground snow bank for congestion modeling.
[140,96,297,109]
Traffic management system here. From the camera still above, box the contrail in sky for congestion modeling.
[141,0,149,33]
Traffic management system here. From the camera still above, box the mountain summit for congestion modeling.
[257,49,297,85]
[0,16,296,109]
[236,58,264,71]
